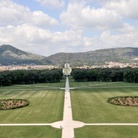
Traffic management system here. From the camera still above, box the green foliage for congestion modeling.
[0,69,62,86]
[123,69,138,83]
[72,68,138,83]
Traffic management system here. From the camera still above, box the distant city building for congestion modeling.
[63,63,72,76]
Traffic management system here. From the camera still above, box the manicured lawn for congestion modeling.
[0,83,64,123]
[75,126,138,138]
[0,126,61,138]
[71,82,138,123]
[1,80,138,138]
[0,83,63,138]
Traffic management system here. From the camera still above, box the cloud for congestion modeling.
[0,0,58,27]
[100,30,138,48]
[0,0,30,26]
[0,24,83,55]
[32,11,59,27]
[1,23,138,56]
[0,24,52,54]
[35,0,65,8]
[60,2,122,30]
[104,0,138,20]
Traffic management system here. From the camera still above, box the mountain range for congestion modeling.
[0,44,138,66]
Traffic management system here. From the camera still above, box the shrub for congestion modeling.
[0,99,29,110]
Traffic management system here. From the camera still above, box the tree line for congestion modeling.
[1,68,138,87]
[0,69,62,86]
[72,68,138,83]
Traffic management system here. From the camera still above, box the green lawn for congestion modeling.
[0,126,61,138]
[0,83,64,123]
[1,80,138,138]
[0,83,63,138]
[70,81,138,138]
[71,82,138,123]
[75,126,138,138]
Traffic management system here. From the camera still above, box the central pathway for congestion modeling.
[51,77,85,138]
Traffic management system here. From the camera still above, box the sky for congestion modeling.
[0,0,138,56]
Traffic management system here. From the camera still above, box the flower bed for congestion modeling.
[0,99,29,110]
[107,96,138,106]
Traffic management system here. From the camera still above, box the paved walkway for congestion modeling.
[1,123,138,127]
[52,76,85,138]
[0,123,51,126]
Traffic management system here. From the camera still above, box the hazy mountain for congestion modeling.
[0,44,138,66]
[47,47,138,66]
[0,44,50,65]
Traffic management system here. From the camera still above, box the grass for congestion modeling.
[70,81,138,138]
[71,81,138,123]
[0,83,64,123]
[0,83,63,138]
[0,126,61,138]
[1,79,138,138]
[75,126,138,138]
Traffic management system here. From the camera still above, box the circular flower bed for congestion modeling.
[0,99,29,110]
[107,96,138,106]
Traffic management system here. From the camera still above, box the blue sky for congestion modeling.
[0,0,138,56]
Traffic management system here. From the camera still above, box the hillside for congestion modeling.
[47,47,138,66]
[0,44,138,66]
[0,44,50,65]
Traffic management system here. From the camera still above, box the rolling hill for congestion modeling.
[0,44,50,65]
[46,47,138,66]
[0,44,138,66]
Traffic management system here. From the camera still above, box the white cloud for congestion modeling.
[1,23,138,56]
[0,24,83,55]
[119,23,136,33]
[97,29,138,49]
[60,2,122,30]
[52,30,83,46]
[104,0,138,20]
[0,0,30,26]
[32,11,59,27]
[36,0,65,8]
[0,0,58,27]
[0,24,53,55]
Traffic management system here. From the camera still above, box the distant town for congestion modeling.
[75,62,138,69]
[0,65,59,71]
[0,61,138,72]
